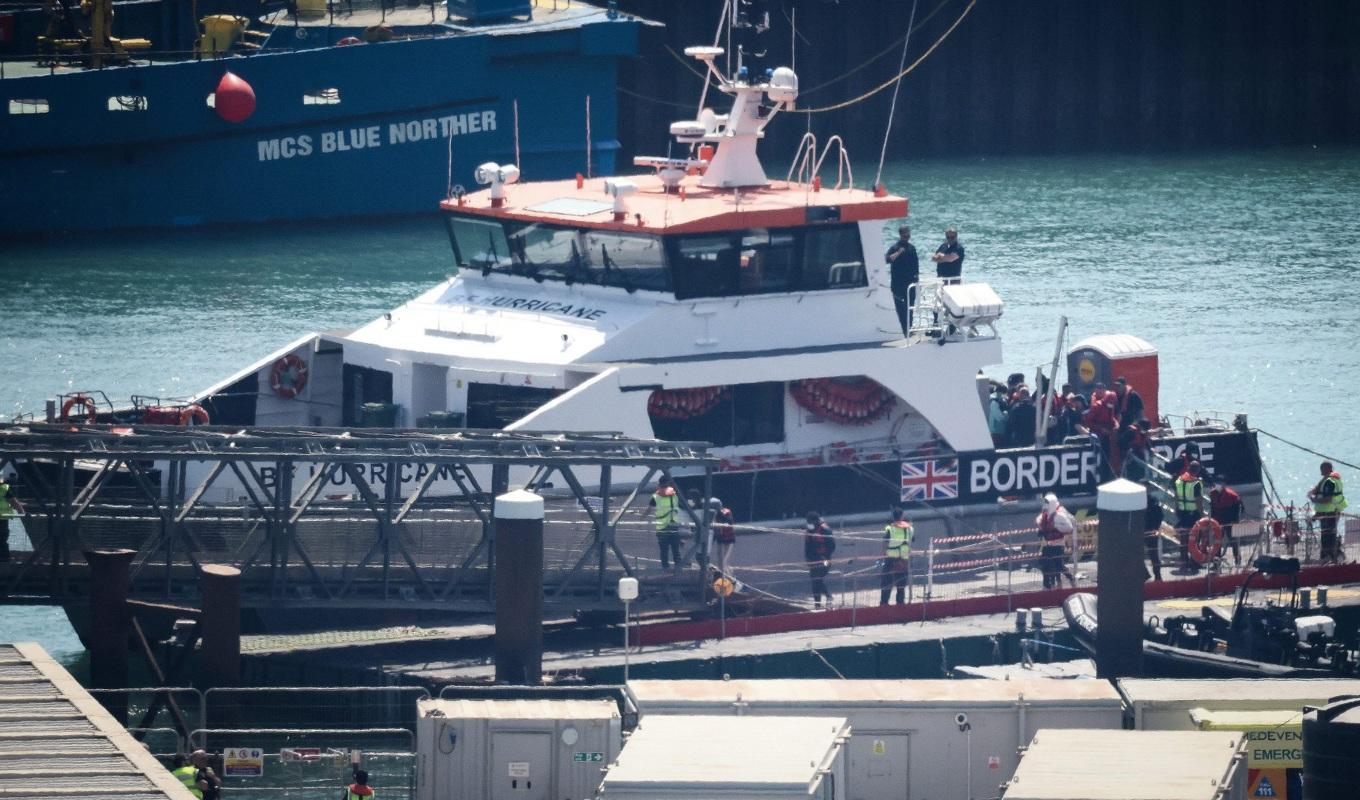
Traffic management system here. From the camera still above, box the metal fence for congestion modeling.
[94,686,427,799]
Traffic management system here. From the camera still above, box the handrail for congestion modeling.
[190,727,415,750]
[810,135,853,191]
[785,131,818,185]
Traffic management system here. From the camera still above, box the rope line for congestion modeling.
[793,0,977,115]
[1256,428,1360,474]
[798,0,957,96]
[874,0,920,188]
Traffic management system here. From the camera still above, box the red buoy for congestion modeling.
[214,71,256,124]
[336,36,363,46]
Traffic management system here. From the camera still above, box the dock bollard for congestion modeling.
[199,564,242,689]
[1095,478,1146,679]
[494,489,545,684]
[85,548,135,723]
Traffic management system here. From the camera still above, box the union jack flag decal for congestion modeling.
[900,457,959,502]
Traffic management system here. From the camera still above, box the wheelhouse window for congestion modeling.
[444,214,669,292]
[443,214,863,299]
[670,223,865,299]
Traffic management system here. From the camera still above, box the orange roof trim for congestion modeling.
[440,173,909,235]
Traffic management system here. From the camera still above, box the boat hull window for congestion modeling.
[466,383,564,429]
[342,365,394,426]
[649,382,785,447]
[669,223,865,299]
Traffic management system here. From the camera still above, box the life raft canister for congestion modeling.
[1188,517,1224,565]
[59,394,98,423]
[269,354,309,399]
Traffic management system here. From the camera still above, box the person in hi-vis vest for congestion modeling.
[879,507,914,606]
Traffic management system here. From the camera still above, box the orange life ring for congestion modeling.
[59,394,98,423]
[178,404,210,426]
[269,354,309,399]
[1188,517,1224,565]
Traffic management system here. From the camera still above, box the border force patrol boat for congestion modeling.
[33,40,1263,551]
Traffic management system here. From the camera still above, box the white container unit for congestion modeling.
[1003,729,1247,800]
[1117,678,1360,730]
[415,698,621,800]
[628,678,1123,800]
[598,715,850,800]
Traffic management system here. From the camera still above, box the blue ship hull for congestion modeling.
[0,11,638,235]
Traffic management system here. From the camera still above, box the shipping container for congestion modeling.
[628,678,1123,800]
[1117,679,1360,731]
[415,698,621,800]
[1117,678,1360,800]
[1003,729,1247,800]
[598,715,849,800]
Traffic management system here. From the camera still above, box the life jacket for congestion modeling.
[347,785,375,800]
[1174,472,1202,512]
[1313,472,1348,514]
[1037,508,1073,542]
[884,520,912,559]
[712,508,735,544]
[652,487,679,531]
[805,524,835,561]
[1082,402,1115,434]
[173,766,203,800]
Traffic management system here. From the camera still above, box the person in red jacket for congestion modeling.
[1209,479,1244,567]
[1082,384,1118,468]
[803,511,836,609]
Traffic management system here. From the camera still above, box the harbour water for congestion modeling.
[3,147,1359,660]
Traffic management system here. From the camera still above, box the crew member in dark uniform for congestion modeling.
[931,227,965,280]
[803,511,836,609]
[885,226,919,335]
[1144,482,1164,581]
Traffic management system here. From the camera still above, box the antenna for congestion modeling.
[585,94,593,179]
[513,99,521,173]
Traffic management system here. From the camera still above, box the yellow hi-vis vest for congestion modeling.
[0,483,14,518]
[884,521,912,559]
[1174,476,1201,512]
[652,489,679,531]
[1314,473,1348,514]
[172,766,203,799]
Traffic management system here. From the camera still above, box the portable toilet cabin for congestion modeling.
[1003,729,1247,800]
[628,678,1123,800]
[415,698,622,800]
[1067,334,1158,424]
[598,715,849,800]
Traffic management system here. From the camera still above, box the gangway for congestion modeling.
[0,424,717,622]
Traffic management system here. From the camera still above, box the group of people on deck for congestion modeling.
[986,373,1152,479]
[642,446,1348,609]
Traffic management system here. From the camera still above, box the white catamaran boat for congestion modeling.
[21,42,1264,609]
